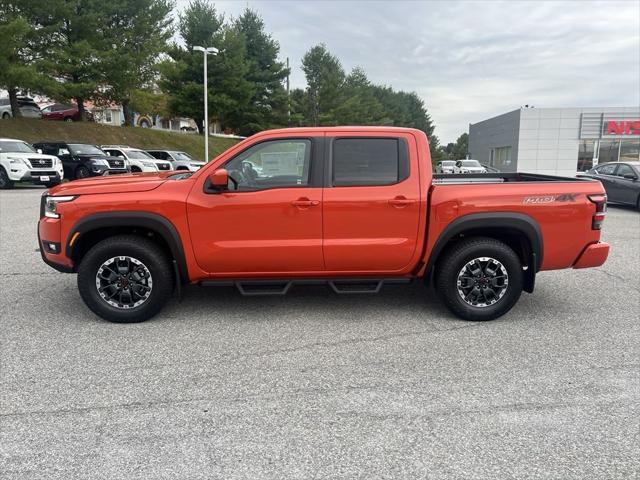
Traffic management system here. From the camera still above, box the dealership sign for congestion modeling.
[605,120,640,136]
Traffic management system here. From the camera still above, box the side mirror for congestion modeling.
[623,173,638,180]
[37,148,43,154]
[209,168,229,189]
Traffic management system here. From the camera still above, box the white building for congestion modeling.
[468,107,640,176]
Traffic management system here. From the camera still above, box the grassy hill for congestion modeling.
[0,118,240,161]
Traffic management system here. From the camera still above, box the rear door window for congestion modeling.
[332,138,408,187]
[596,164,617,175]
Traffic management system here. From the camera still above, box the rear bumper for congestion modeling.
[573,242,610,269]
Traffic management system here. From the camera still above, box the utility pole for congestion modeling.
[286,57,291,126]
[193,46,219,162]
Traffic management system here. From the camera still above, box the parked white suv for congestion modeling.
[0,138,63,189]
[145,149,205,172]
[101,146,172,173]
[435,160,456,173]
[453,159,487,174]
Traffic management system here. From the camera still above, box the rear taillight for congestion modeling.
[588,194,607,230]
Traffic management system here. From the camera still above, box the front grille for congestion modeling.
[157,162,171,171]
[107,159,125,169]
[29,158,53,168]
[29,171,57,177]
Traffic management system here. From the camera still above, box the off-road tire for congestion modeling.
[77,235,174,323]
[0,167,14,189]
[435,237,523,321]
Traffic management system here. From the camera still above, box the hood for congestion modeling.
[76,153,111,160]
[461,166,486,171]
[49,171,177,196]
[3,152,57,160]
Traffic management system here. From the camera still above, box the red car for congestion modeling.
[41,103,93,122]
[38,127,609,323]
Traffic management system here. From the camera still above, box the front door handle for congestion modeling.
[388,196,415,208]
[291,198,320,208]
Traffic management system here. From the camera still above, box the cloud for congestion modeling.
[175,0,639,143]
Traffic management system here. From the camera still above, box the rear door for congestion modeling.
[322,133,422,273]
[594,163,619,202]
[612,163,639,205]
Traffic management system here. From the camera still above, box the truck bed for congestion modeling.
[433,172,598,184]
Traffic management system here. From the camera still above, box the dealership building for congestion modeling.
[468,107,640,176]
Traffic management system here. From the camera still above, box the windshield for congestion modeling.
[0,140,36,153]
[69,144,105,155]
[126,150,155,160]
[173,151,194,162]
[461,160,481,167]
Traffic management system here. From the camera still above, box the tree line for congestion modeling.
[0,0,465,158]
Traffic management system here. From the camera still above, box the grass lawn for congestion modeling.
[0,118,240,162]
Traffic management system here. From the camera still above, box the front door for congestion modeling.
[322,134,422,273]
[187,137,325,275]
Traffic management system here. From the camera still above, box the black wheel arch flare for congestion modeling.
[65,212,189,284]
[425,212,543,290]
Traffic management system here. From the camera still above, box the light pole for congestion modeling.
[193,46,218,162]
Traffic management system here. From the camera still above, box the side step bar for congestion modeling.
[199,277,412,296]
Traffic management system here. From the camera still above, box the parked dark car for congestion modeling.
[41,103,93,122]
[581,161,640,209]
[32,142,129,180]
[0,97,43,119]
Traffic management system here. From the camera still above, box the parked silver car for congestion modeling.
[0,97,43,119]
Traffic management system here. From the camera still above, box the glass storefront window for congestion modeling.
[598,140,620,163]
[620,139,640,161]
[492,146,512,167]
[577,140,595,171]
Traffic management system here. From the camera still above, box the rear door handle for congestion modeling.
[388,196,415,207]
[291,198,320,207]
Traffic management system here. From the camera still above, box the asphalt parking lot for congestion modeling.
[1,187,639,479]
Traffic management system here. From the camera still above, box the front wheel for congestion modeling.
[435,237,523,321]
[0,167,14,189]
[75,165,91,179]
[77,235,174,323]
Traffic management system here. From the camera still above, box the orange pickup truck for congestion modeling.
[38,127,609,323]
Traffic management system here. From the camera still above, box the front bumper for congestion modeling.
[19,170,63,184]
[90,165,130,176]
[38,216,74,272]
[573,242,610,269]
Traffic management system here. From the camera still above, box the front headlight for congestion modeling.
[44,195,77,219]
[189,163,202,169]
[142,161,157,169]
[8,157,29,167]
[91,159,109,166]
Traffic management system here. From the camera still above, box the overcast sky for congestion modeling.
[175,0,640,143]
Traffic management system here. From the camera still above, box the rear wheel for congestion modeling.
[0,167,14,189]
[2,112,10,119]
[435,237,523,321]
[64,117,73,122]
[77,235,174,323]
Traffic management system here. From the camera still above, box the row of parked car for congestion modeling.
[434,159,499,174]
[0,97,91,122]
[0,137,205,189]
